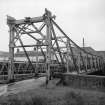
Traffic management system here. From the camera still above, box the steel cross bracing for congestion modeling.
[0,9,104,82]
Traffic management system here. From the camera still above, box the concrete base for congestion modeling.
[60,73,105,92]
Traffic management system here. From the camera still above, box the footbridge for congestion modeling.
[0,9,104,83]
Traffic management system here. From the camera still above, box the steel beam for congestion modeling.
[66,39,69,73]
[45,9,52,83]
[8,16,44,25]
[7,19,15,81]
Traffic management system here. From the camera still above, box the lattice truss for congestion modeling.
[3,9,104,80]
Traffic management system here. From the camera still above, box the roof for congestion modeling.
[0,47,102,58]
[82,47,99,55]
[0,51,9,57]
[96,51,105,60]
[15,51,45,57]
[12,47,100,57]
[64,47,99,56]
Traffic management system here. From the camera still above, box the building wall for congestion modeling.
[14,56,44,62]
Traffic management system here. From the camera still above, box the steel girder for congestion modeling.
[6,9,105,82]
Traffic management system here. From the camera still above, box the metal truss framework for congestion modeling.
[4,9,105,81]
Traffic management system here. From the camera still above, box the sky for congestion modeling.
[0,0,105,51]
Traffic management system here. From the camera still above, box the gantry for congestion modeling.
[3,9,104,82]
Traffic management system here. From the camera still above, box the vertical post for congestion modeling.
[85,56,88,71]
[69,42,78,73]
[94,57,97,71]
[45,9,52,84]
[36,45,38,74]
[80,52,87,72]
[99,59,102,70]
[90,56,93,71]
[96,57,98,71]
[98,58,100,70]
[66,38,69,73]
[77,55,81,73]
[88,56,91,70]
[92,56,95,71]
[7,16,15,82]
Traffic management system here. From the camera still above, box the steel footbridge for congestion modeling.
[0,9,104,83]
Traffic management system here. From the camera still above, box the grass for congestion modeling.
[0,85,105,105]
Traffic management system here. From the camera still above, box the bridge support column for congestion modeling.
[99,59,102,70]
[7,16,15,82]
[45,9,52,84]
[90,57,93,71]
[36,45,38,74]
[77,55,80,73]
[97,58,100,70]
[94,57,97,71]
[85,56,88,72]
[66,39,69,73]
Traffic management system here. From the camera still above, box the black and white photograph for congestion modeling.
[0,0,105,105]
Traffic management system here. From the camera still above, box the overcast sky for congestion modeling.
[0,0,105,51]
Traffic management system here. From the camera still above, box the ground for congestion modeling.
[0,77,105,105]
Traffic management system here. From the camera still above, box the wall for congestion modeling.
[61,73,105,91]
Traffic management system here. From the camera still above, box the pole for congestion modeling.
[45,9,52,85]
[66,38,69,73]
[7,16,15,82]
